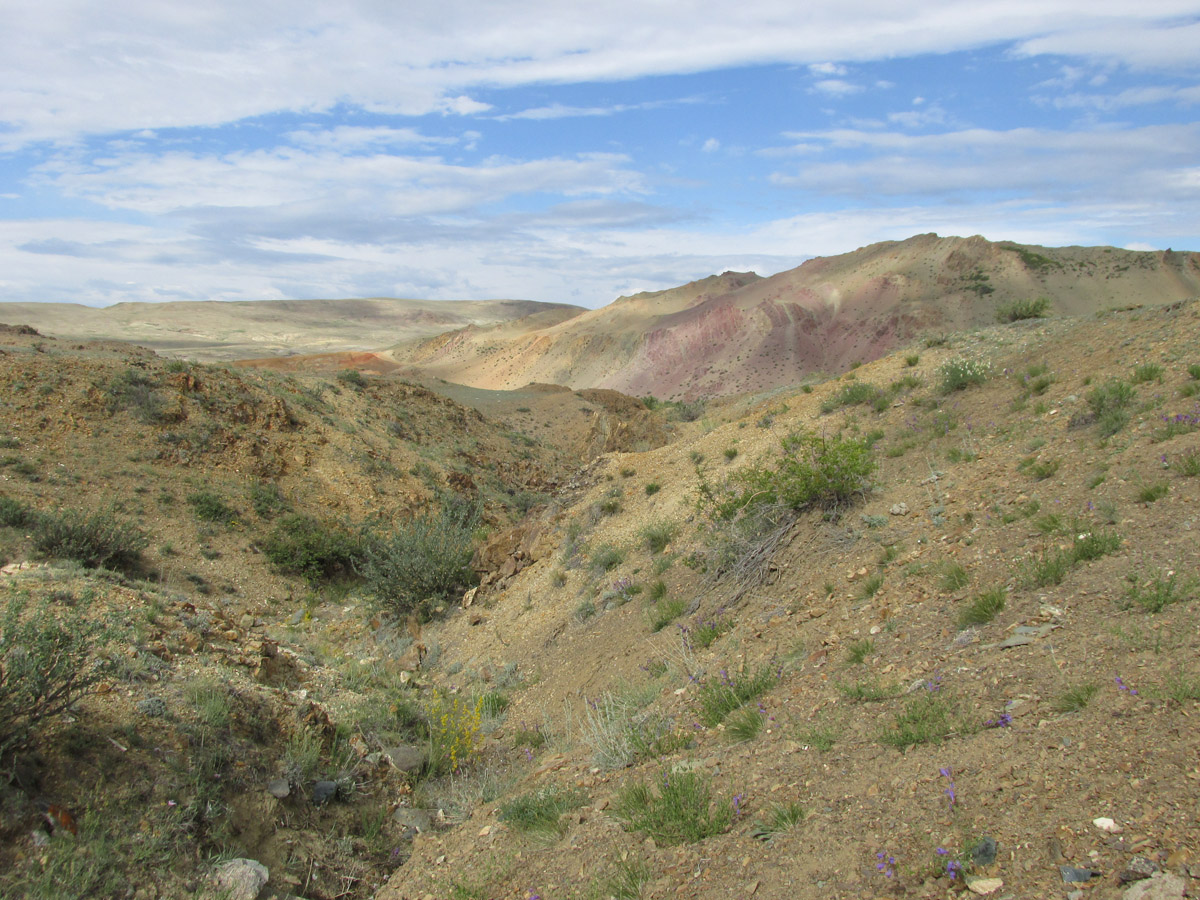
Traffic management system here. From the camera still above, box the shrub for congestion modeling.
[104,367,169,423]
[1087,379,1135,436]
[499,786,586,838]
[644,482,661,496]
[821,381,886,414]
[996,297,1050,323]
[263,514,366,583]
[858,572,884,599]
[938,358,991,393]
[1136,481,1168,503]
[879,692,961,749]
[724,704,765,742]
[723,447,738,461]
[336,369,367,388]
[937,562,970,592]
[753,802,806,840]
[1,596,108,758]
[613,770,733,845]
[31,507,148,571]
[1124,570,1198,613]
[425,692,483,776]
[640,520,678,555]
[648,597,686,632]
[187,490,238,525]
[1130,363,1164,384]
[0,496,29,528]
[713,430,875,519]
[957,587,1006,628]
[904,354,920,367]
[360,503,480,618]
[590,544,625,574]
[1172,450,1200,477]
[1053,683,1098,714]
[248,481,289,519]
[689,614,732,649]
[697,667,775,726]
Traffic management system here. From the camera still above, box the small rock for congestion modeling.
[312,781,337,805]
[135,697,167,718]
[1094,817,1122,833]
[1122,873,1187,900]
[1060,866,1100,883]
[392,808,434,833]
[213,858,269,900]
[890,503,909,516]
[266,779,290,799]
[971,836,998,867]
[967,877,1003,895]
[382,745,426,774]
[1120,857,1159,884]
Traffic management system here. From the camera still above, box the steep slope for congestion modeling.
[375,300,1200,900]
[0,297,584,361]
[386,234,1200,400]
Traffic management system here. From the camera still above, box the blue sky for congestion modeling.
[2,2,1198,307]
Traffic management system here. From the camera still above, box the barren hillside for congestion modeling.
[385,235,1200,400]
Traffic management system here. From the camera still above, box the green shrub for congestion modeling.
[1087,379,1135,436]
[835,677,897,702]
[1,596,109,758]
[1053,683,1098,713]
[248,481,289,519]
[590,544,625,574]
[263,513,366,583]
[1124,570,1198,613]
[879,692,961,749]
[187,490,238,525]
[31,507,148,571]
[937,562,970,592]
[644,482,661,496]
[724,705,765,742]
[996,297,1050,323]
[845,638,874,665]
[360,503,480,618]
[648,597,686,632]
[957,587,1006,628]
[104,367,169,423]
[858,572,884,599]
[614,770,733,845]
[640,520,678,555]
[697,667,775,726]
[499,786,586,838]
[723,447,738,461]
[1130,363,1164,384]
[689,614,731,649]
[336,369,367,388]
[938,358,991,393]
[904,354,920,367]
[821,381,886,414]
[1136,481,1168,503]
[0,496,29,527]
[713,430,875,519]
[1172,450,1200,477]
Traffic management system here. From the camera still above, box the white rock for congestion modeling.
[1093,816,1122,833]
[213,858,269,900]
[967,877,1004,895]
[1122,873,1187,900]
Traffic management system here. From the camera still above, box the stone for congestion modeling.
[970,836,998,866]
[392,807,434,833]
[382,744,426,774]
[1060,866,1100,883]
[266,779,290,799]
[312,780,337,805]
[213,858,269,900]
[1119,857,1159,884]
[967,877,1003,895]
[1121,873,1187,900]
[1094,816,1122,833]
[890,503,909,516]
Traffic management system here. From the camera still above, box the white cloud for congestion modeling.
[4,2,1200,147]
[809,79,864,97]
[701,138,721,153]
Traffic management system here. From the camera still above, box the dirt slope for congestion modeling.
[375,300,1200,900]
[385,235,1200,400]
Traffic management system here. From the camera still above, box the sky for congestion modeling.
[2,2,1199,308]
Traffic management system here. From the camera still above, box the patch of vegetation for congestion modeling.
[697,667,775,726]
[821,381,887,414]
[957,587,1006,629]
[187,490,239,525]
[878,692,963,749]
[836,677,898,702]
[613,770,733,845]
[648,597,687,632]
[797,722,838,752]
[590,544,626,574]
[361,502,481,619]
[688,613,732,649]
[1,596,110,758]
[724,704,766,742]
[752,801,807,841]
[705,430,876,520]
[937,561,970,592]
[592,859,651,900]
[31,506,148,572]
[248,480,289,519]
[425,692,483,776]
[103,367,170,424]
[1130,363,1164,384]
[723,447,738,461]
[644,482,661,496]
[858,572,884,599]
[640,520,678,555]
[264,514,366,584]
[996,296,1050,323]
[904,354,920,367]
[1086,379,1136,436]
[1136,481,1168,503]
[845,638,874,665]
[499,785,586,838]
[1172,450,1200,477]
[937,358,991,393]
[0,495,30,528]
[336,368,367,388]
[1053,683,1099,714]
[1124,570,1198,613]
[1003,244,1061,272]
[1017,456,1061,481]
